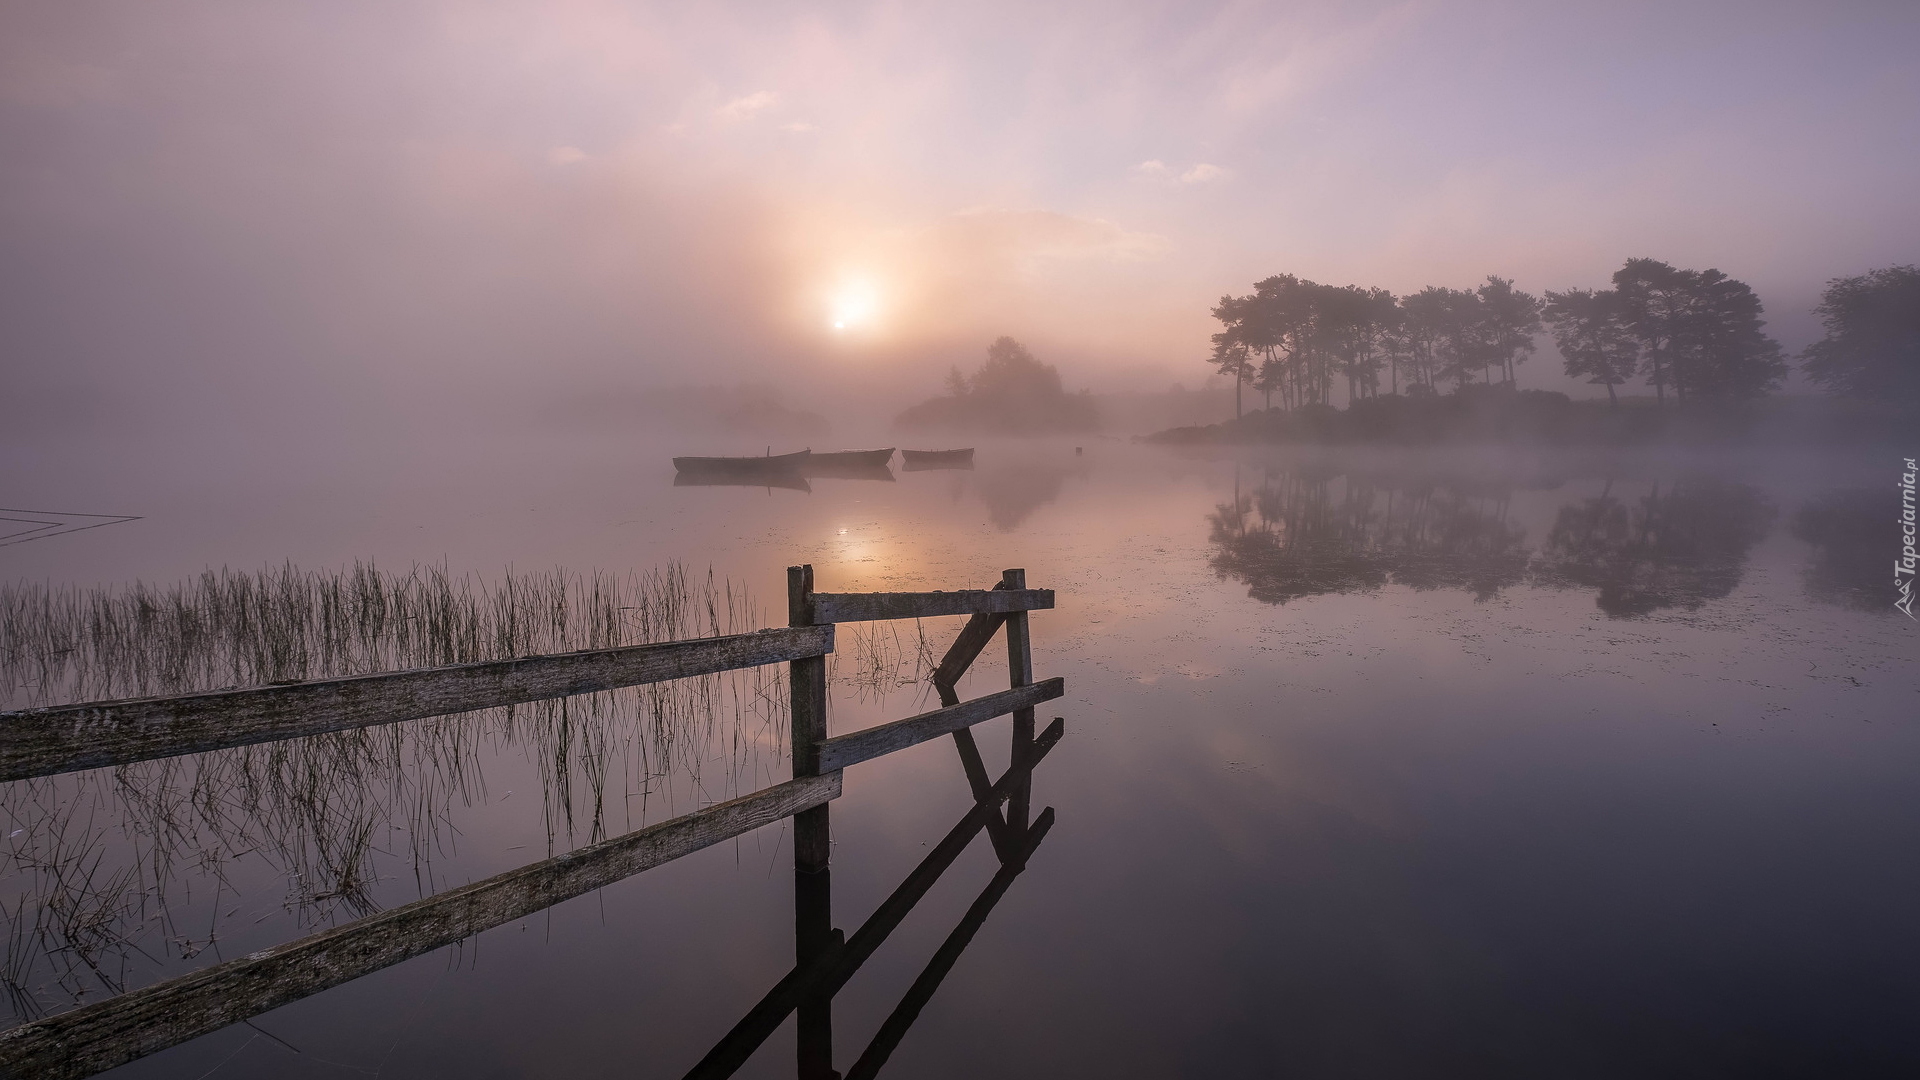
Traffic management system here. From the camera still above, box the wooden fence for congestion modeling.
[0,565,1065,1080]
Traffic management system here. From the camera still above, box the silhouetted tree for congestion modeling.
[1476,276,1543,385]
[1249,274,1315,410]
[1611,258,1785,405]
[1801,265,1920,402]
[1611,258,1691,406]
[1362,287,1401,398]
[1210,292,1258,417]
[1544,289,1639,407]
[1209,338,1254,419]
[1315,283,1389,404]
[1673,269,1787,401]
[1403,286,1489,389]
[1379,301,1424,395]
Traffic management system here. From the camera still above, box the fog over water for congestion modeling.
[5,2,1919,1077]
[2,431,1915,1076]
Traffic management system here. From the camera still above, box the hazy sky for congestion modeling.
[4,0,1917,426]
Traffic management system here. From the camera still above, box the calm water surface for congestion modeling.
[2,427,1916,1078]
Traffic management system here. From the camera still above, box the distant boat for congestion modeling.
[901,448,975,471]
[807,448,895,468]
[672,449,811,476]
[803,460,897,482]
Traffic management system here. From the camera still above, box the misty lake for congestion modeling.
[2,428,1915,1078]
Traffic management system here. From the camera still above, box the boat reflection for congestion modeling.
[802,461,897,482]
[675,471,813,493]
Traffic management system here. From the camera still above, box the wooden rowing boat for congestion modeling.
[807,448,894,468]
[672,450,811,475]
[802,460,896,481]
[901,448,974,470]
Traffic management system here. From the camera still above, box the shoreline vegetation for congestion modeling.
[1152,258,1917,446]
[1146,387,1916,446]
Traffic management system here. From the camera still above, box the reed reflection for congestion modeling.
[1207,464,1779,616]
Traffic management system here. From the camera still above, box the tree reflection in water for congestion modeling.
[1790,489,1887,612]
[1535,478,1776,616]
[1209,464,1777,616]
[1208,464,1530,605]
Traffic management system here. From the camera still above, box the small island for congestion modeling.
[895,336,1098,434]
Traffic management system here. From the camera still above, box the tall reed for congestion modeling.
[0,561,754,709]
[0,561,788,1022]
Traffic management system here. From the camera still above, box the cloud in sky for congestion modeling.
[1135,161,1230,184]
[2,0,1917,426]
[716,89,777,121]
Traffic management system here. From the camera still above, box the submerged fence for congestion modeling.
[0,564,1065,1079]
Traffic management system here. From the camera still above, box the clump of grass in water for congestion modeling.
[0,561,790,1023]
[0,561,753,708]
[831,619,941,705]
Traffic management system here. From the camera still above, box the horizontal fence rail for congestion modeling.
[809,588,1052,624]
[0,625,835,782]
[0,563,1067,1080]
[0,772,844,1080]
[818,679,1066,772]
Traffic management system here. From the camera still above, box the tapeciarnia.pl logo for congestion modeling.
[1899,457,1917,620]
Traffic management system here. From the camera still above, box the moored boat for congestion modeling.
[901,447,975,470]
[672,449,811,475]
[807,448,895,468]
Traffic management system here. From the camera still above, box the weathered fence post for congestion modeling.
[1001,568,1035,841]
[788,565,831,873]
[788,564,837,1078]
